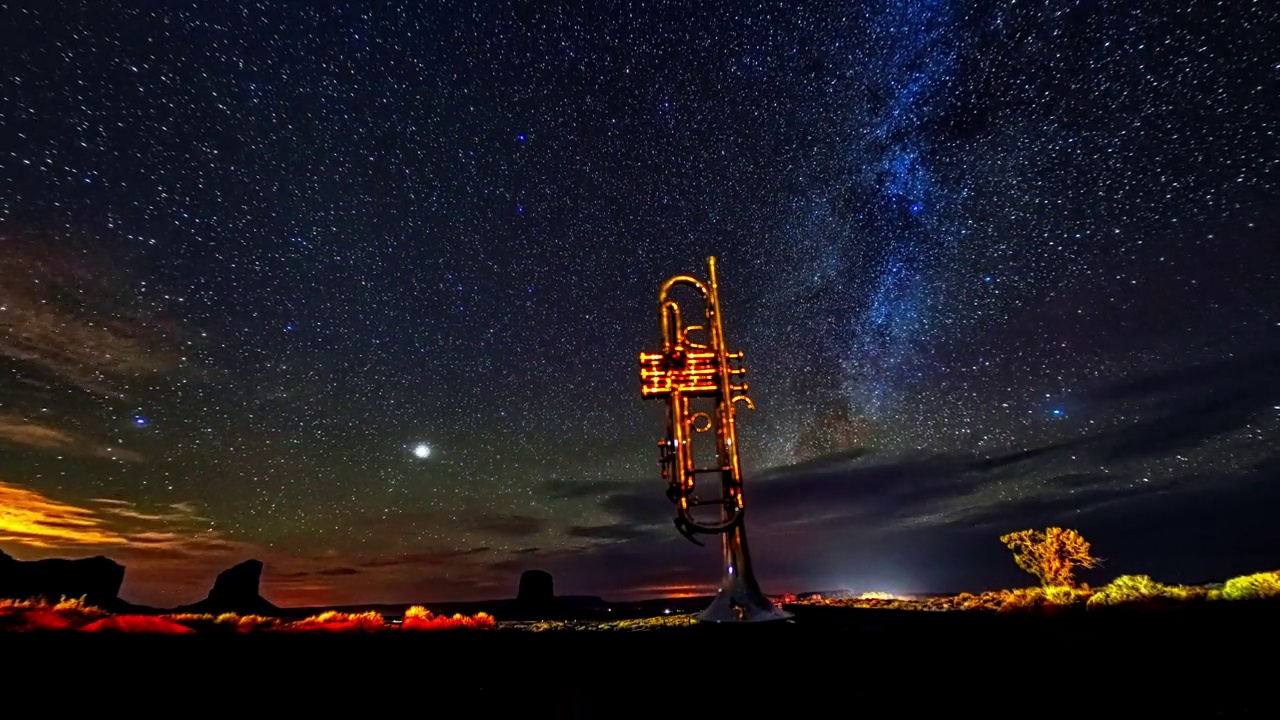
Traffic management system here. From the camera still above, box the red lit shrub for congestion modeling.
[0,597,109,631]
[402,605,495,631]
[80,615,196,634]
[280,610,387,633]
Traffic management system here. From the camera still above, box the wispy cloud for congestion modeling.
[0,415,144,462]
[0,481,127,548]
[0,481,223,553]
[91,500,207,523]
[0,236,183,399]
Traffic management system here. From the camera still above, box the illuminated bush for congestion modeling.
[217,612,281,631]
[1085,575,1206,609]
[281,610,387,633]
[163,612,281,632]
[0,596,109,631]
[52,597,108,617]
[1221,571,1280,601]
[402,605,496,631]
[1044,585,1091,606]
[1001,527,1101,587]
[996,587,1087,613]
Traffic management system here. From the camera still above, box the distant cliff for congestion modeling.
[0,549,125,607]
[173,559,280,616]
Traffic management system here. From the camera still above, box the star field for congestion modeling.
[0,1,1277,605]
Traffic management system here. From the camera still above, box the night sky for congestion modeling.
[1,1,1277,608]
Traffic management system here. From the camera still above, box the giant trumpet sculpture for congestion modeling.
[639,256,792,623]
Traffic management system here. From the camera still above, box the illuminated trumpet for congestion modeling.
[639,256,792,623]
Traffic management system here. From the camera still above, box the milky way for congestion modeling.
[1,1,1277,605]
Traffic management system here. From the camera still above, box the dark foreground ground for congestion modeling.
[9,603,1277,716]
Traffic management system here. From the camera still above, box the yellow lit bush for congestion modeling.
[1085,575,1202,609]
[1221,571,1280,601]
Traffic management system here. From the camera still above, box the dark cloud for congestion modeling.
[471,514,546,538]
[359,547,490,570]
[543,477,643,500]
[315,566,360,577]
[568,524,656,541]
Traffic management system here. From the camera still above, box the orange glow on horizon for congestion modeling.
[626,583,714,599]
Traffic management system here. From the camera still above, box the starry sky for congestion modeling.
[1,1,1277,608]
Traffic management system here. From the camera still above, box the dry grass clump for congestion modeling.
[0,596,110,631]
[515,614,699,632]
[163,612,282,632]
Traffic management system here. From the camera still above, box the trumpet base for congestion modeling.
[695,521,793,624]
[696,587,794,623]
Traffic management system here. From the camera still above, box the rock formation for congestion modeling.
[174,559,279,616]
[0,549,125,607]
[517,569,555,605]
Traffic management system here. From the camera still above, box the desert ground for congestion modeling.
[5,598,1275,716]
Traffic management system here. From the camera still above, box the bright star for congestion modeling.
[412,443,431,459]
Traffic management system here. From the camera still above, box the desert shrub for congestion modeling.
[282,610,387,633]
[1001,527,1101,587]
[52,596,108,617]
[165,612,281,632]
[402,606,495,631]
[985,586,1090,614]
[997,588,1043,612]
[1044,585,1092,606]
[1086,575,1199,609]
[164,613,216,623]
[217,612,280,631]
[0,596,109,631]
[1221,571,1280,601]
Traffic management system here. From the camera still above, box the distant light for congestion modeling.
[664,609,671,615]
[133,416,148,427]
[412,443,431,459]
[517,134,527,142]
[517,204,525,213]
[909,202,922,214]
[728,565,735,575]
[983,275,993,283]
[1051,408,1064,417]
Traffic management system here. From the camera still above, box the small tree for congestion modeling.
[1001,527,1101,588]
